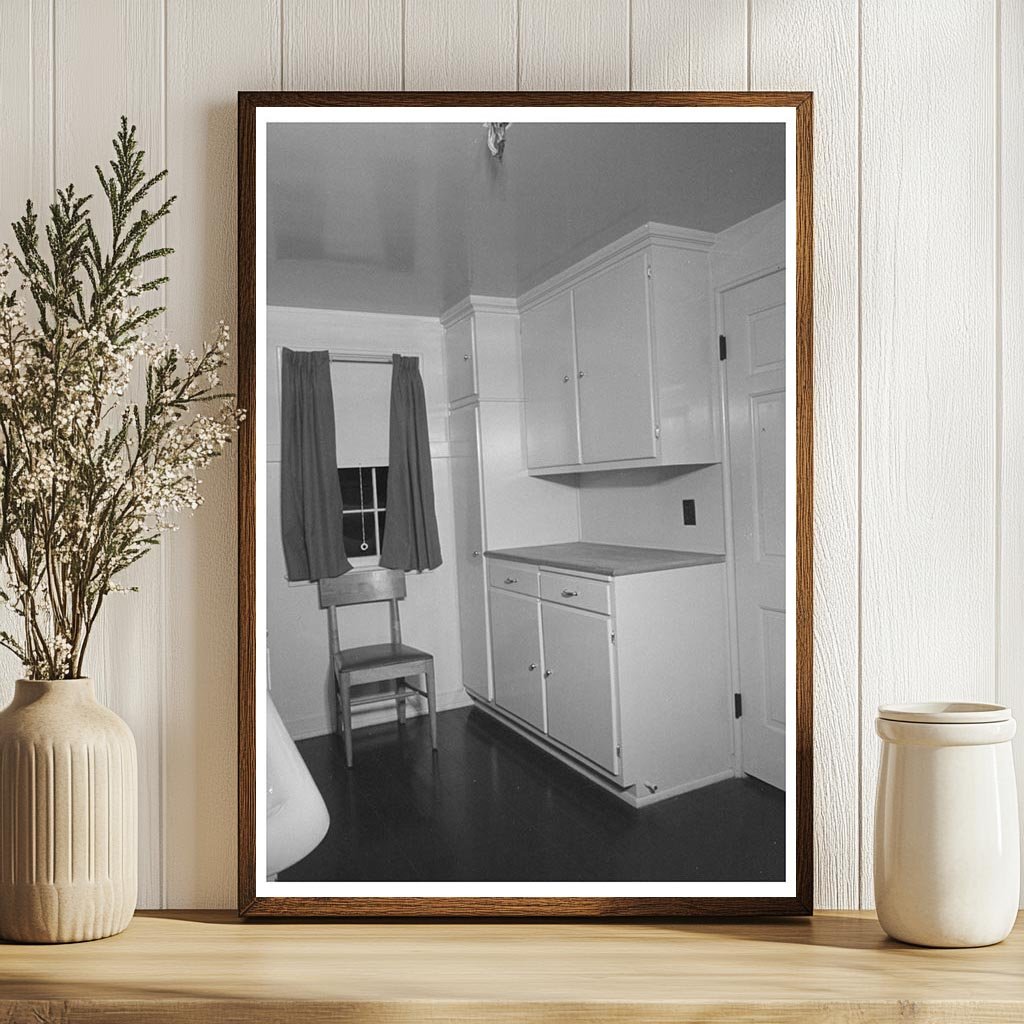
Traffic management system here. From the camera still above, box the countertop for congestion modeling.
[485,541,725,576]
[2,911,1023,1021]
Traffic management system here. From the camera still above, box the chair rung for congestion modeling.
[344,691,419,708]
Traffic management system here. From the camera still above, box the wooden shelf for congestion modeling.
[2,910,1023,1022]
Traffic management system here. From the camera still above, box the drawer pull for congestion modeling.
[543,669,553,678]
[504,576,518,585]
[561,589,579,598]
[562,374,570,383]
[463,353,471,361]
[528,663,537,671]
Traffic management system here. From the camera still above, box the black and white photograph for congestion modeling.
[245,101,805,908]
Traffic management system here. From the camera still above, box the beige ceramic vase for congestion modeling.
[0,678,137,942]
[874,702,1019,948]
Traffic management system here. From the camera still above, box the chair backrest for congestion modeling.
[319,568,406,652]
[318,567,406,609]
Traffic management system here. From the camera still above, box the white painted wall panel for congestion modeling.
[1000,0,1024,900]
[0,0,1017,910]
[519,0,629,90]
[52,0,167,909]
[283,0,402,90]
[631,0,746,91]
[163,0,281,908]
[749,0,860,910]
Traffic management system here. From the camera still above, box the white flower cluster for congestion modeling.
[0,244,241,679]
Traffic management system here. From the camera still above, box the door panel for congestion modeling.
[449,406,489,699]
[445,317,476,403]
[541,603,618,774]
[724,269,786,790]
[521,292,580,468]
[490,589,544,730]
[573,252,657,464]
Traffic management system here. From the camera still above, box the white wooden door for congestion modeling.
[449,406,489,699]
[521,292,580,469]
[572,251,657,465]
[724,269,787,790]
[445,316,476,403]
[541,603,618,774]
[490,589,544,730]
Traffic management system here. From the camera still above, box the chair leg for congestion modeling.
[425,662,437,751]
[338,676,353,769]
[396,677,408,725]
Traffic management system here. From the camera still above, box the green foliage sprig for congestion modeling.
[0,118,241,679]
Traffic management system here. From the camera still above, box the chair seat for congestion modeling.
[337,642,432,675]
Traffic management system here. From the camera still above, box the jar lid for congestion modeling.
[877,701,1011,724]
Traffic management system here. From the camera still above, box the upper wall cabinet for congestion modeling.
[519,224,721,476]
[573,251,657,465]
[445,315,476,403]
[520,291,580,469]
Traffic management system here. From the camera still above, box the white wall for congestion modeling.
[265,306,468,740]
[0,0,1020,911]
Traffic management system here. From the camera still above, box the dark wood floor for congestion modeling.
[280,706,785,883]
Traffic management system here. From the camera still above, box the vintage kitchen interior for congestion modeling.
[265,119,788,884]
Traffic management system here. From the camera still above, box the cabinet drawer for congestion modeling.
[540,571,611,615]
[488,561,539,598]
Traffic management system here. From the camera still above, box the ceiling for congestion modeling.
[267,121,785,317]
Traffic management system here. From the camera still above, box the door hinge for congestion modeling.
[646,262,652,279]
[734,693,743,719]
[654,424,661,439]
[616,744,622,757]
[610,631,616,644]
[719,334,728,361]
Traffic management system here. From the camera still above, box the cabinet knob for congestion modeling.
[504,576,518,585]
[472,550,480,558]
[543,669,553,678]
[463,353,470,361]
[578,370,585,378]
[529,663,537,671]
[561,589,579,598]
[562,374,570,383]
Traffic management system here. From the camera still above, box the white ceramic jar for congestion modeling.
[874,702,1019,947]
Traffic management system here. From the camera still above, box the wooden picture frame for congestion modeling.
[238,91,813,917]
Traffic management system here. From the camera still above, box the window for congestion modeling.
[338,466,388,558]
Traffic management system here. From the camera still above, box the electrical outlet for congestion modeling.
[682,499,696,526]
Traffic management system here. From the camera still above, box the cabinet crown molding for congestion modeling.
[518,222,716,312]
[441,294,518,328]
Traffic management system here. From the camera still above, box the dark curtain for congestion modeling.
[380,354,442,572]
[280,348,352,581]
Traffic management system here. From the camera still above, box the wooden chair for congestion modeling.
[318,568,437,768]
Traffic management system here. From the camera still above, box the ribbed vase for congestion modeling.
[0,678,137,943]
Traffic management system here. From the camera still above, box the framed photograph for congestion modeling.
[238,92,812,916]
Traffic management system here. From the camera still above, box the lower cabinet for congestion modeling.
[541,603,617,774]
[490,589,544,731]
[482,554,734,806]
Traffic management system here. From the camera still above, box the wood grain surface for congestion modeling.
[2,911,1024,1022]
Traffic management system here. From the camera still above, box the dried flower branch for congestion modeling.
[0,117,241,679]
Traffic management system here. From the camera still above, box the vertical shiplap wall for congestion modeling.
[0,0,1019,909]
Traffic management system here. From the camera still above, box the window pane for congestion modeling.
[342,512,377,556]
[338,467,376,511]
[338,468,361,508]
[375,466,388,509]
[376,511,386,552]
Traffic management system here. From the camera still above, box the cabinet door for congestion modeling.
[450,406,489,699]
[489,589,544,730]
[541,603,619,773]
[520,292,580,468]
[572,251,657,464]
[445,316,476,403]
